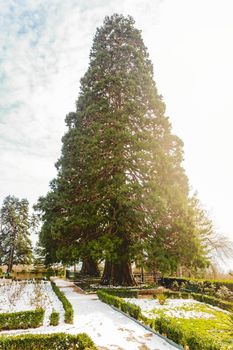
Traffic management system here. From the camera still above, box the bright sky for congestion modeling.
[0,0,233,270]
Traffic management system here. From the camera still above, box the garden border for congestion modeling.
[110,305,183,350]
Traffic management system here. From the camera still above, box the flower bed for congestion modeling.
[0,281,64,328]
[97,289,233,349]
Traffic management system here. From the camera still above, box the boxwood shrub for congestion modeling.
[0,308,44,331]
[153,317,222,350]
[97,290,142,320]
[49,310,60,326]
[98,289,225,350]
[0,332,96,350]
[191,293,233,312]
[51,282,74,323]
[159,277,233,293]
[99,289,138,298]
[162,290,233,311]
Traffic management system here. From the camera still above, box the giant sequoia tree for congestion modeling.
[37,15,210,285]
[0,196,32,273]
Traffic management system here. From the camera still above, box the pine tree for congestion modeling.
[0,196,32,273]
[37,14,210,285]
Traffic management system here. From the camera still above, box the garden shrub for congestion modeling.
[0,308,44,331]
[97,290,142,320]
[191,293,233,312]
[49,310,59,326]
[163,291,191,299]
[51,282,74,323]
[99,289,138,298]
[159,277,233,294]
[153,317,222,350]
[0,332,96,350]
[161,290,233,311]
[216,286,233,302]
[98,289,228,349]
[156,293,167,305]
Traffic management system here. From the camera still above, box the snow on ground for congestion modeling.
[55,280,180,350]
[0,278,180,350]
[0,280,64,326]
[124,297,228,319]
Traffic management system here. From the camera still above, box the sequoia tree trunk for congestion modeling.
[101,260,112,285]
[101,259,137,286]
[80,256,100,277]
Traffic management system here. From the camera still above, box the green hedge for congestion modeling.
[98,288,160,298]
[99,289,138,298]
[51,282,74,323]
[97,290,142,320]
[191,293,233,312]
[159,277,233,293]
[163,291,191,299]
[98,290,224,350]
[0,308,44,331]
[146,314,224,350]
[162,290,233,312]
[153,317,221,350]
[49,310,60,326]
[0,332,96,350]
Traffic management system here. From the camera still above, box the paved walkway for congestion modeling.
[53,278,179,350]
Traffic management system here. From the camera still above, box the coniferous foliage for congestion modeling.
[0,195,32,273]
[36,14,210,284]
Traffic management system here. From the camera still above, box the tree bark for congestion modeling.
[7,245,14,274]
[101,259,137,286]
[101,260,112,285]
[80,256,100,277]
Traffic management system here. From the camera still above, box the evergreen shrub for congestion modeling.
[0,308,44,331]
[51,282,74,323]
[49,310,59,326]
[97,290,142,319]
[0,332,96,350]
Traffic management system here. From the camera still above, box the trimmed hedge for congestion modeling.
[98,290,224,350]
[97,290,142,320]
[153,317,221,350]
[0,332,96,350]
[162,290,233,311]
[98,288,160,298]
[51,282,74,323]
[99,289,138,298]
[145,314,224,350]
[163,291,191,299]
[49,310,60,326]
[0,308,44,331]
[159,276,233,293]
[191,293,233,312]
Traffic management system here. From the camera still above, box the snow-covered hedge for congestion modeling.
[0,332,96,350]
[51,282,73,323]
[0,308,44,331]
